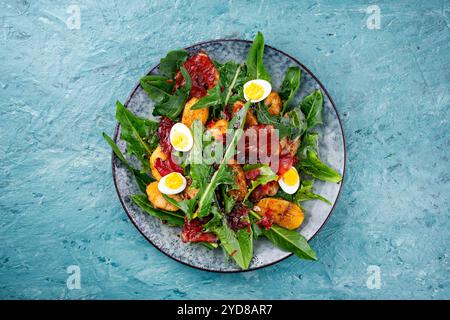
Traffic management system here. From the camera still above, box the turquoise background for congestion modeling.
[1,0,449,299]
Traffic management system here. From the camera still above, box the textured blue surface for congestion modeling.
[0,0,449,299]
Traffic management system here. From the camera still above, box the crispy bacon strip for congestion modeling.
[174,51,219,99]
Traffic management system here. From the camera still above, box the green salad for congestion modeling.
[104,32,342,269]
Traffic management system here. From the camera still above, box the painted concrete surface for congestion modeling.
[0,0,449,299]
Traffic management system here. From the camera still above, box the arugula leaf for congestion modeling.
[195,102,251,218]
[213,60,223,69]
[162,194,198,219]
[279,66,301,113]
[263,225,316,260]
[220,62,245,89]
[140,75,173,103]
[131,194,184,227]
[251,222,264,239]
[246,31,271,81]
[256,103,291,138]
[189,162,213,191]
[297,132,341,183]
[200,242,219,250]
[204,208,253,269]
[300,90,324,130]
[159,50,188,78]
[243,165,278,201]
[115,100,159,170]
[273,188,294,202]
[300,151,342,183]
[196,165,234,218]
[288,108,307,139]
[163,120,213,219]
[249,211,316,261]
[102,132,153,193]
[228,87,245,106]
[299,132,319,157]
[219,62,245,107]
[191,62,244,118]
[235,228,253,268]
[221,186,236,214]
[153,67,192,120]
[294,179,331,205]
[191,84,222,110]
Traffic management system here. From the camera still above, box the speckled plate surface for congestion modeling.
[112,39,346,272]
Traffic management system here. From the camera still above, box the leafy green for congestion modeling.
[141,50,187,106]
[140,75,173,103]
[200,242,219,250]
[102,132,153,193]
[162,194,198,220]
[300,151,342,183]
[256,103,291,138]
[251,222,264,239]
[288,108,307,139]
[159,50,188,78]
[186,121,214,189]
[246,31,271,81]
[279,66,301,113]
[221,186,236,214]
[249,211,316,260]
[300,90,324,130]
[195,101,251,218]
[115,100,159,171]
[235,228,253,268]
[191,84,222,110]
[204,207,253,269]
[294,179,331,205]
[243,165,278,201]
[196,164,234,218]
[297,132,341,183]
[191,62,244,118]
[299,132,319,157]
[131,194,184,227]
[228,87,245,106]
[189,161,213,191]
[163,120,213,219]
[220,62,246,107]
[275,178,330,205]
[153,67,192,120]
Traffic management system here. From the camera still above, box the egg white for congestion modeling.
[278,167,300,194]
[169,123,193,152]
[243,79,272,103]
[158,172,187,195]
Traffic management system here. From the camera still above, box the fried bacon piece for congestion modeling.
[181,218,217,243]
[249,180,279,202]
[226,203,250,231]
[152,117,184,177]
[174,51,219,99]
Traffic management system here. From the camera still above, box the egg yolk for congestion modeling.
[282,168,299,186]
[164,173,184,189]
[171,132,188,149]
[244,82,264,100]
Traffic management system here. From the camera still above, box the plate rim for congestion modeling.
[111,38,347,273]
